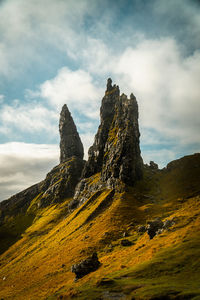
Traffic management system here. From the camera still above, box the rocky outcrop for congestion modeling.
[149,161,158,170]
[0,156,85,217]
[101,92,143,186]
[82,79,119,178]
[0,182,42,222]
[39,156,85,207]
[82,78,143,187]
[71,252,100,280]
[59,104,84,163]
[0,79,143,222]
[137,218,175,239]
[1,105,85,219]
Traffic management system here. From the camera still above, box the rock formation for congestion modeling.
[0,79,143,220]
[82,79,119,178]
[39,105,85,207]
[83,78,143,186]
[59,104,84,163]
[71,252,100,280]
[39,156,84,207]
[1,105,85,215]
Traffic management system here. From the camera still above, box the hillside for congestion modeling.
[0,80,200,300]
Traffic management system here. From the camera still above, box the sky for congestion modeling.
[0,0,200,201]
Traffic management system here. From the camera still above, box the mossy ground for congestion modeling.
[0,154,200,299]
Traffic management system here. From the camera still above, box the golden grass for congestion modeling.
[0,154,200,299]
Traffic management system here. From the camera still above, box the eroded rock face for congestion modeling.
[59,104,84,163]
[39,156,85,207]
[82,79,143,186]
[101,92,143,186]
[82,79,120,178]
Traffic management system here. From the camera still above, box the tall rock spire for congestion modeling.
[82,79,143,186]
[59,104,84,163]
[82,78,120,178]
[101,92,143,186]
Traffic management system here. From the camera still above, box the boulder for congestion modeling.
[121,239,133,246]
[71,252,101,280]
[147,218,164,239]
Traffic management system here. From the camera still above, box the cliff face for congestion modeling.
[101,92,143,186]
[82,79,120,178]
[83,78,143,186]
[59,104,84,163]
[32,105,85,207]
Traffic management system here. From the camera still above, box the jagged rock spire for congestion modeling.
[101,91,143,186]
[59,104,84,163]
[82,78,120,178]
[82,79,143,186]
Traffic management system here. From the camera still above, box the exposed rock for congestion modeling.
[101,92,143,186]
[0,156,85,218]
[163,218,175,229]
[68,198,79,211]
[122,231,129,237]
[71,252,100,280]
[59,104,84,163]
[149,161,158,170]
[120,239,133,246]
[156,228,164,235]
[147,218,164,239]
[1,105,85,219]
[82,79,119,178]
[39,156,85,207]
[137,225,146,233]
[137,218,175,239]
[70,176,105,210]
[82,79,143,187]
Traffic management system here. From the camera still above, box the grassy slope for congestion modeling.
[0,154,200,299]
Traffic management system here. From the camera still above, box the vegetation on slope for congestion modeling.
[0,154,200,299]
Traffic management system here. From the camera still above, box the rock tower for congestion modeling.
[83,78,143,186]
[59,104,84,163]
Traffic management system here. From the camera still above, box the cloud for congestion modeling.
[0,0,89,79]
[0,142,59,201]
[111,38,200,155]
[40,67,103,119]
[0,101,58,141]
[0,95,4,103]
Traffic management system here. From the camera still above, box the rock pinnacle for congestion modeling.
[59,104,84,163]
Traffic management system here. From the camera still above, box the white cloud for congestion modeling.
[0,142,59,201]
[40,67,103,118]
[0,101,58,139]
[111,38,200,149]
[0,0,89,78]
